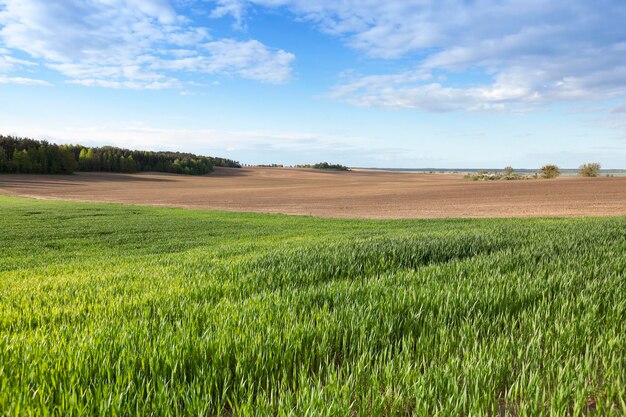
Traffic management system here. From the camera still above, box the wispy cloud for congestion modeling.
[0,75,50,85]
[210,0,247,30]
[0,50,35,71]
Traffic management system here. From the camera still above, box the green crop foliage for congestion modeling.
[1,195,625,416]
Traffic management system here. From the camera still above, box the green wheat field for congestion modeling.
[1,195,625,416]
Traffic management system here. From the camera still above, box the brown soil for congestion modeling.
[1,167,625,218]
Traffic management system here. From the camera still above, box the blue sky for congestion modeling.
[1,0,625,168]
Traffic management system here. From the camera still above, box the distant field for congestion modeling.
[1,167,626,218]
[363,168,626,177]
[1,196,625,416]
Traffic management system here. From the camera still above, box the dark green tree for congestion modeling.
[1,135,241,176]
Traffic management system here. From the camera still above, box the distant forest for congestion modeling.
[0,135,241,175]
[296,162,350,171]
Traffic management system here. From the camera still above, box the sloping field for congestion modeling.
[1,167,625,218]
[1,196,625,415]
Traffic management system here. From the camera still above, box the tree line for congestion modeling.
[0,135,240,175]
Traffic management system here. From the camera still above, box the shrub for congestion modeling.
[503,166,514,176]
[541,164,560,179]
[464,172,501,181]
[579,162,601,177]
[463,171,531,181]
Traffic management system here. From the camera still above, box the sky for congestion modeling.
[1,0,626,168]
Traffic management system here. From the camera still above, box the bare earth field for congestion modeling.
[1,167,625,218]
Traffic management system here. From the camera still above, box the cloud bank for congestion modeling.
[223,0,626,111]
[2,0,625,113]
[0,0,295,87]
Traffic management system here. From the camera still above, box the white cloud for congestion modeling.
[150,39,294,83]
[330,62,626,112]
[210,0,246,30]
[0,46,42,83]
[0,75,50,85]
[203,40,293,83]
[229,0,626,111]
[67,78,181,90]
[0,51,35,72]
[0,0,295,88]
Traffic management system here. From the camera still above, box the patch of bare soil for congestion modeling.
[1,167,625,218]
